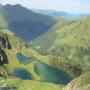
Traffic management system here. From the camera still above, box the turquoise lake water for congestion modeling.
[13,68,33,80]
[14,53,71,84]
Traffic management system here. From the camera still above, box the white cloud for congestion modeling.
[0,0,90,13]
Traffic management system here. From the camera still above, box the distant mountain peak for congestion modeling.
[4,4,21,7]
[1,4,55,41]
[32,9,90,19]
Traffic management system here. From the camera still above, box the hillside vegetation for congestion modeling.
[0,29,64,90]
[32,16,90,78]
[0,4,90,90]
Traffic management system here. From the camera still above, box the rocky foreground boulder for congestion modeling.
[63,72,90,90]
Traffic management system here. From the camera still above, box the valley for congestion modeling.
[0,3,90,90]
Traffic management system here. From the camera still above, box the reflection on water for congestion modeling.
[34,61,71,84]
[13,68,33,80]
[16,53,71,84]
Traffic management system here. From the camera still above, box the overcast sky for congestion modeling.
[0,0,90,14]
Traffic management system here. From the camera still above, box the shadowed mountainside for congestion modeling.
[0,4,56,41]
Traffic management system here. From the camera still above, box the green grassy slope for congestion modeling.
[32,16,90,78]
[0,17,90,90]
[0,78,62,90]
[32,17,67,54]
[32,16,90,52]
[0,29,63,90]
[0,29,48,79]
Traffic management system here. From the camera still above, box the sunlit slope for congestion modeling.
[0,78,62,90]
[0,29,71,84]
[32,16,90,52]
[32,16,90,78]
[50,17,90,73]
[0,29,64,90]
[0,29,50,80]
[54,16,90,48]
[32,17,67,54]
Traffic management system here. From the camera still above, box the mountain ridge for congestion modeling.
[32,9,90,19]
[0,4,56,41]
